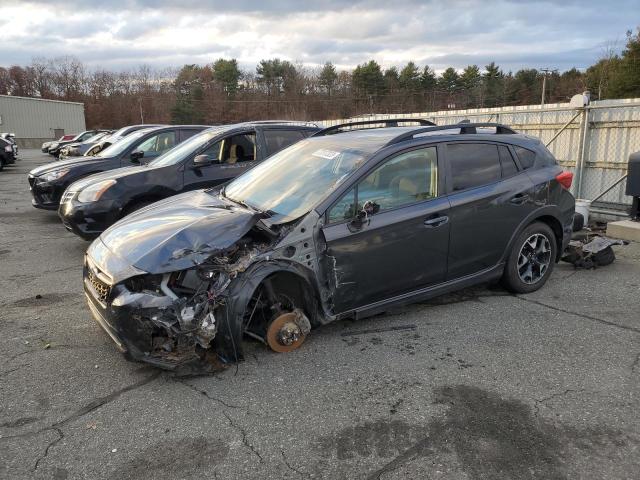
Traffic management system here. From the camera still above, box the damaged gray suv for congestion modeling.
[83,119,575,370]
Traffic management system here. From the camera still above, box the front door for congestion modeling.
[321,145,450,313]
[182,132,258,191]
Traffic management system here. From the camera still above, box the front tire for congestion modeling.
[502,222,557,294]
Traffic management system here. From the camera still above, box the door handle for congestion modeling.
[509,193,529,205]
[424,215,449,227]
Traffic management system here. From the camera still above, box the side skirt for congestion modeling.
[345,263,505,321]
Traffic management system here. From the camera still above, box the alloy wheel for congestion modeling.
[517,233,552,284]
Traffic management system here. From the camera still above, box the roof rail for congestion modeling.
[385,122,517,146]
[241,120,319,127]
[312,118,436,137]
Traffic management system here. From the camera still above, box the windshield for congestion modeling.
[224,138,375,222]
[148,128,224,167]
[96,130,148,158]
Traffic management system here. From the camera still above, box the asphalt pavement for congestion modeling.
[1,150,639,479]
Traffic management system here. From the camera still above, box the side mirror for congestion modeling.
[193,154,213,167]
[348,201,380,232]
[130,150,144,163]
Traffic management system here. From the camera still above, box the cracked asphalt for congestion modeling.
[1,150,640,480]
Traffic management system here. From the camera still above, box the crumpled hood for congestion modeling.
[29,155,113,177]
[95,190,260,276]
[68,166,146,191]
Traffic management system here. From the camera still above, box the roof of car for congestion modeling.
[308,125,540,153]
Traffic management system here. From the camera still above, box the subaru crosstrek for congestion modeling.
[82,119,575,370]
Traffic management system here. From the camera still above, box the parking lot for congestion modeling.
[0,150,639,479]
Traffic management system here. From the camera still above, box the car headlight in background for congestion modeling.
[4,145,11,153]
[40,168,70,183]
[78,179,116,203]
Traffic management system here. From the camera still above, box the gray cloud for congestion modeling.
[0,0,637,72]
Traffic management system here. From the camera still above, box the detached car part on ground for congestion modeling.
[59,122,319,240]
[83,120,575,371]
[28,125,207,210]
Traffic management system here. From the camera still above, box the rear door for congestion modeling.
[182,130,257,191]
[445,142,536,279]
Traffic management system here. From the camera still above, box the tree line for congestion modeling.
[1,28,638,129]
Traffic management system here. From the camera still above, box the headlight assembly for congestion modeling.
[40,168,70,183]
[77,179,116,203]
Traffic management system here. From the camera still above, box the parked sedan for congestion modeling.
[82,120,575,370]
[59,122,318,239]
[28,125,208,210]
[59,131,113,159]
[42,134,75,153]
[0,136,17,171]
[48,130,110,157]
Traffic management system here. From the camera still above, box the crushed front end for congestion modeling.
[83,241,268,371]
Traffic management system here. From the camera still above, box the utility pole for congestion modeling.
[540,68,557,107]
[138,98,144,123]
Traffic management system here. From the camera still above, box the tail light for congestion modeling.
[555,171,573,189]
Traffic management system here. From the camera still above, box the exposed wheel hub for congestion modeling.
[266,309,311,353]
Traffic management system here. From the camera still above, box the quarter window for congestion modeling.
[327,147,438,223]
[448,143,501,191]
[514,146,536,169]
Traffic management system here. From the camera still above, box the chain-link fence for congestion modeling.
[317,98,640,216]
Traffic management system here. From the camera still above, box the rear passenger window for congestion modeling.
[448,144,501,191]
[514,146,536,169]
[498,146,519,177]
[263,130,304,155]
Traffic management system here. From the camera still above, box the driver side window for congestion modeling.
[137,131,176,154]
[327,147,438,223]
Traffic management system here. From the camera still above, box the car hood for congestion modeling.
[68,166,147,190]
[30,155,114,177]
[93,190,261,277]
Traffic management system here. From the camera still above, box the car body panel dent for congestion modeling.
[99,190,261,274]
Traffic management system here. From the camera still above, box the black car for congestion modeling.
[0,135,17,170]
[28,125,208,210]
[59,122,319,239]
[82,120,575,370]
[48,130,110,157]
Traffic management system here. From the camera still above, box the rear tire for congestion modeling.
[502,222,557,294]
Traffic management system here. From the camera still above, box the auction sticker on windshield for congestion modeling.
[312,149,340,160]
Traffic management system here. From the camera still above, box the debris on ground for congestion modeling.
[562,228,627,269]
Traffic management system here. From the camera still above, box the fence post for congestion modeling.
[574,107,591,199]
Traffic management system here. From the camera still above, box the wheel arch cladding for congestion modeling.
[214,260,322,362]
[500,208,566,264]
[533,215,563,261]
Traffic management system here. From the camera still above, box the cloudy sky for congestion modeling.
[0,0,638,73]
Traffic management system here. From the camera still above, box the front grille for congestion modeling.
[87,269,111,303]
